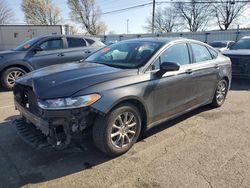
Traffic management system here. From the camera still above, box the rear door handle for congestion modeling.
[185,69,193,74]
[57,53,64,57]
[85,50,92,54]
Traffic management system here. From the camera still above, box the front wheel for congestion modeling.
[211,79,228,107]
[93,103,141,157]
[1,67,26,90]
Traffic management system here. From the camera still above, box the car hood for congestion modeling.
[16,62,137,99]
[223,49,250,56]
[0,50,22,56]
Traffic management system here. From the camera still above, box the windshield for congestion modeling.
[13,37,41,51]
[85,41,162,68]
[230,39,250,50]
[209,42,227,48]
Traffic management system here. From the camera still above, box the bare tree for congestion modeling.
[67,0,107,35]
[0,0,14,24]
[144,7,181,33]
[22,0,62,25]
[174,0,211,32]
[210,0,249,30]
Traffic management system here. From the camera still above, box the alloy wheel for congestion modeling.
[7,70,24,87]
[111,112,137,148]
[216,81,227,105]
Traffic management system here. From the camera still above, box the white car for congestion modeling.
[209,41,234,52]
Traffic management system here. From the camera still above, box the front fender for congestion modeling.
[0,60,34,72]
[91,86,149,118]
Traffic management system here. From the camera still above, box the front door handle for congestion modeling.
[185,69,193,74]
[57,53,64,57]
[214,64,219,69]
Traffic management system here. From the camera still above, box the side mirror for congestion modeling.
[156,62,180,77]
[33,46,43,53]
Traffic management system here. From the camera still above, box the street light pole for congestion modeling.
[127,19,129,34]
[152,0,156,34]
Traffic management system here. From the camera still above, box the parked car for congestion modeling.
[0,35,105,90]
[223,36,250,78]
[209,40,234,52]
[104,40,118,46]
[13,38,231,156]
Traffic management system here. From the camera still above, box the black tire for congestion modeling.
[93,103,142,157]
[1,67,26,90]
[211,79,228,107]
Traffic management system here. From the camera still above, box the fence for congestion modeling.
[98,29,250,43]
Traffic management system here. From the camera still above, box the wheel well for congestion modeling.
[110,99,148,132]
[222,76,229,86]
[1,65,31,75]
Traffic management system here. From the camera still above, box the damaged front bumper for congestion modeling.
[13,99,98,150]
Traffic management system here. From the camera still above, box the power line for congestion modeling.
[157,0,250,4]
[102,0,250,15]
[97,0,151,11]
[102,2,153,15]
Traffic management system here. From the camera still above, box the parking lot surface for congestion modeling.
[0,79,250,188]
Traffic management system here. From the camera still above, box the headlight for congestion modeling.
[37,94,101,110]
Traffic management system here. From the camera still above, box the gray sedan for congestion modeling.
[13,38,231,156]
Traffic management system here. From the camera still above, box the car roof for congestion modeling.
[209,40,234,43]
[241,36,250,39]
[121,37,200,44]
[38,35,100,41]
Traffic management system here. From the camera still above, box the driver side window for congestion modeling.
[39,39,63,51]
[151,43,190,71]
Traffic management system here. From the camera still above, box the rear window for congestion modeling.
[67,37,86,48]
[209,42,227,48]
[85,38,95,45]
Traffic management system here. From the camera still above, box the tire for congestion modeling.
[211,79,228,107]
[93,103,142,157]
[1,67,26,90]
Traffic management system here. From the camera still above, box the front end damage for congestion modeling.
[13,84,98,150]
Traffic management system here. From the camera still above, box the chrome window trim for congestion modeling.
[143,41,191,74]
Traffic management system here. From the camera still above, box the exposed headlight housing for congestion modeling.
[37,94,101,110]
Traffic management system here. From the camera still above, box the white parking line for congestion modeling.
[0,105,14,109]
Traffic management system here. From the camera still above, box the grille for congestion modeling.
[13,84,40,115]
[229,56,250,75]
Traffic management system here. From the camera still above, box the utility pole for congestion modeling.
[127,19,129,34]
[152,0,156,34]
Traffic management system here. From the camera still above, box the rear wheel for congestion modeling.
[211,79,228,107]
[93,103,141,157]
[1,67,26,90]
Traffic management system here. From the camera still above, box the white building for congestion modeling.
[0,25,62,51]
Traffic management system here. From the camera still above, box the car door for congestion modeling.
[188,43,219,105]
[144,42,197,124]
[28,37,66,69]
[63,37,93,62]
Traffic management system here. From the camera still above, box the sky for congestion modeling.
[6,0,250,34]
[7,0,155,34]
